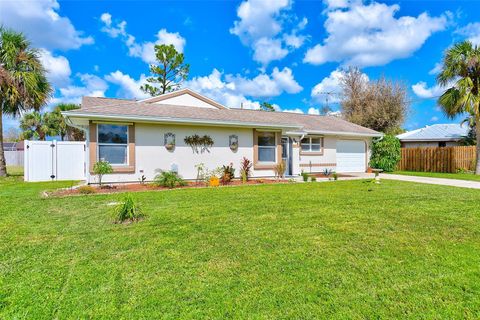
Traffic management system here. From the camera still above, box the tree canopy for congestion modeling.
[437,40,480,173]
[0,27,51,176]
[140,44,189,96]
[340,67,408,134]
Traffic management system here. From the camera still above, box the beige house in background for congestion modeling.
[62,89,381,184]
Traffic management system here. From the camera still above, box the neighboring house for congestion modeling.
[397,124,469,148]
[2,141,24,151]
[62,88,381,184]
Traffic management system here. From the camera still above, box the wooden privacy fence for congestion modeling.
[397,146,477,173]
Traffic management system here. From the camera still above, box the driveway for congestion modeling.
[351,173,480,189]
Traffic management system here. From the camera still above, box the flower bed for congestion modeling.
[51,178,291,197]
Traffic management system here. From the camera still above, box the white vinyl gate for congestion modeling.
[24,140,86,182]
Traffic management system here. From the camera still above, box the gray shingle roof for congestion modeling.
[67,96,380,136]
[397,124,469,141]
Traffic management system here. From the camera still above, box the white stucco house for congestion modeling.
[62,89,381,184]
[397,124,469,148]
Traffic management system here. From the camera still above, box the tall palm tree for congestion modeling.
[437,41,480,174]
[0,27,52,176]
[19,111,56,141]
[50,103,84,141]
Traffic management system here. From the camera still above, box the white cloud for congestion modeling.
[52,74,108,104]
[39,49,71,87]
[429,62,443,75]
[184,68,301,110]
[0,0,93,50]
[307,107,320,115]
[282,108,304,114]
[430,116,439,122]
[455,22,480,45]
[311,69,344,104]
[100,13,186,64]
[304,2,448,67]
[230,0,306,65]
[252,38,289,65]
[105,71,150,99]
[226,67,302,98]
[411,81,447,98]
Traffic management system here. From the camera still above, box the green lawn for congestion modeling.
[6,166,23,177]
[392,170,480,182]
[1,177,480,319]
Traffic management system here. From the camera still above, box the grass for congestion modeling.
[6,166,23,177]
[392,170,480,182]
[1,176,480,318]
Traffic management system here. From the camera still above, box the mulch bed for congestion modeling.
[309,173,354,178]
[50,179,291,197]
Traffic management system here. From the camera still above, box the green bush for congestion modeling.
[93,161,113,187]
[369,135,401,172]
[154,170,187,188]
[114,194,144,223]
[301,171,309,182]
[78,185,96,194]
[310,176,317,182]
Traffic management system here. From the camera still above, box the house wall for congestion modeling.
[89,123,278,183]
[401,141,460,148]
[153,94,218,109]
[297,136,371,173]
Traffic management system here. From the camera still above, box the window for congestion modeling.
[258,132,276,162]
[98,124,128,165]
[301,137,322,152]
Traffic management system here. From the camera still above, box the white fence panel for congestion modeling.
[24,140,86,182]
[5,151,24,166]
[56,141,86,181]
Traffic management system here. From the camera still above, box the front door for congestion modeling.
[281,137,292,176]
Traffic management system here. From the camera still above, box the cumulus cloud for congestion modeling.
[307,107,320,115]
[0,0,93,50]
[304,1,448,67]
[52,74,108,104]
[226,67,302,98]
[282,108,304,114]
[184,68,302,110]
[411,81,446,98]
[230,0,307,65]
[310,69,368,104]
[429,62,443,75]
[39,49,71,87]
[455,22,480,45]
[100,12,186,64]
[105,71,150,99]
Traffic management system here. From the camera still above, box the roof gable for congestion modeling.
[139,88,228,110]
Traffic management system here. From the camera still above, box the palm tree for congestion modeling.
[437,41,480,174]
[0,27,52,176]
[19,111,56,141]
[50,103,84,141]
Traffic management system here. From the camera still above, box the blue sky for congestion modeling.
[1,0,480,133]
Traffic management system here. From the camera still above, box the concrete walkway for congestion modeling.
[351,172,480,189]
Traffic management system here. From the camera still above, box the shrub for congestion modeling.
[78,185,96,194]
[310,176,317,182]
[93,161,113,187]
[333,172,338,181]
[154,170,187,188]
[221,164,235,185]
[239,157,252,182]
[274,161,286,180]
[301,171,309,182]
[114,193,144,223]
[369,135,401,172]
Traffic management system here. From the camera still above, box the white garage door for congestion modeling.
[336,140,366,173]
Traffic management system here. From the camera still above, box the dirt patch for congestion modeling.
[51,179,291,197]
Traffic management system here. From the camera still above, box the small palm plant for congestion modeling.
[114,194,144,223]
[93,161,113,187]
